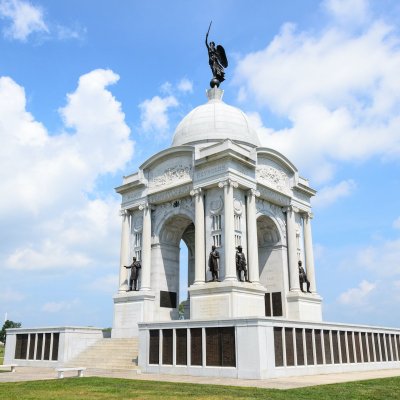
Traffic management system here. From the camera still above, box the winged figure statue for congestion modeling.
[205,21,228,87]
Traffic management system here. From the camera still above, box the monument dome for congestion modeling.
[171,87,261,147]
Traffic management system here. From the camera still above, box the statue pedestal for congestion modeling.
[189,281,266,320]
[112,291,155,338]
[286,291,323,322]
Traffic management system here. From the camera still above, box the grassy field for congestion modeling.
[0,376,400,400]
[0,346,4,365]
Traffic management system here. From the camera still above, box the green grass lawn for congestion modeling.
[0,346,4,365]
[0,376,400,400]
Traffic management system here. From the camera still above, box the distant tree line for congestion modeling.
[0,320,21,344]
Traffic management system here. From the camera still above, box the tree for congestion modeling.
[0,320,21,344]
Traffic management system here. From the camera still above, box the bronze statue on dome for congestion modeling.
[205,21,228,88]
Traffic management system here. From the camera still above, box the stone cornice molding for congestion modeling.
[218,178,239,189]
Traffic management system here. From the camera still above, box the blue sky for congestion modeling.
[1,0,400,329]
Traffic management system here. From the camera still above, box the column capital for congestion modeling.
[247,188,260,198]
[139,202,152,211]
[301,211,314,220]
[120,209,130,217]
[282,205,299,214]
[218,178,238,189]
[190,188,202,197]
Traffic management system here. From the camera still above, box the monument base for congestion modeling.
[286,291,323,321]
[112,291,156,338]
[189,281,266,319]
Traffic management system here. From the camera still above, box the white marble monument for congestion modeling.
[112,87,322,338]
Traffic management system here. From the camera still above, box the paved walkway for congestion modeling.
[0,367,400,389]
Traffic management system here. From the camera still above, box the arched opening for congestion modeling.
[154,214,195,320]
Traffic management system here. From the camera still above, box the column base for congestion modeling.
[189,281,266,320]
[286,291,323,322]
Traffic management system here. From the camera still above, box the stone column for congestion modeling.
[139,202,152,291]
[283,206,300,291]
[118,210,130,292]
[190,188,205,284]
[246,189,260,283]
[219,179,238,281]
[302,212,317,292]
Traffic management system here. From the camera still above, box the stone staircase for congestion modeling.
[66,338,140,371]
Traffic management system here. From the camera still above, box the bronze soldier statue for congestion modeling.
[208,245,220,281]
[235,245,248,282]
[124,256,141,291]
[298,260,311,293]
[205,21,228,88]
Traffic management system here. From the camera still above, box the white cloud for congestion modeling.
[393,217,400,230]
[86,274,119,293]
[234,4,400,185]
[139,95,178,134]
[312,179,356,208]
[323,0,369,26]
[338,280,376,305]
[0,70,133,272]
[42,299,79,313]
[0,288,25,302]
[0,0,48,41]
[177,78,193,93]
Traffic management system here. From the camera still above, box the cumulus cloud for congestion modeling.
[177,78,193,93]
[0,69,133,272]
[323,0,369,26]
[139,95,178,134]
[0,0,48,41]
[234,2,400,186]
[312,179,356,208]
[338,280,376,305]
[42,299,79,313]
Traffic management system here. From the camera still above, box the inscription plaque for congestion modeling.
[380,333,386,361]
[347,332,355,363]
[28,334,36,360]
[374,333,381,362]
[190,328,202,366]
[305,329,314,365]
[368,333,375,362]
[36,333,43,360]
[315,330,323,364]
[385,335,392,361]
[14,334,28,360]
[221,327,236,367]
[274,327,284,367]
[205,327,235,367]
[339,331,347,363]
[265,293,271,317]
[149,330,160,364]
[361,332,368,362]
[52,333,59,361]
[43,332,51,360]
[323,330,332,364]
[162,329,173,365]
[332,331,340,364]
[160,291,177,308]
[354,332,361,362]
[285,328,294,366]
[295,328,304,365]
[272,292,283,317]
[176,329,187,365]
[206,327,221,366]
[392,335,398,361]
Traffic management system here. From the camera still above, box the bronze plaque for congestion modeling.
[274,327,284,367]
[339,331,347,363]
[14,334,28,360]
[354,332,361,362]
[272,292,282,317]
[305,329,314,365]
[52,333,59,361]
[391,335,397,361]
[160,291,177,308]
[374,333,381,362]
[36,333,43,360]
[190,328,202,366]
[43,333,51,360]
[295,328,304,366]
[285,328,294,366]
[162,329,173,365]
[206,327,221,366]
[323,330,332,364]
[176,329,187,366]
[361,332,368,362]
[396,335,400,361]
[368,333,375,362]
[380,333,386,361]
[221,327,236,367]
[149,330,159,364]
[347,332,355,363]
[315,330,323,364]
[28,334,36,360]
[332,331,340,364]
[385,335,392,361]
[265,293,271,317]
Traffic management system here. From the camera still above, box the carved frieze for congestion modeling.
[121,189,144,205]
[148,183,192,204]
[256,165,289,193]
[196,163,227,180]
[149,164,192,189]
[257,185,290,207]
